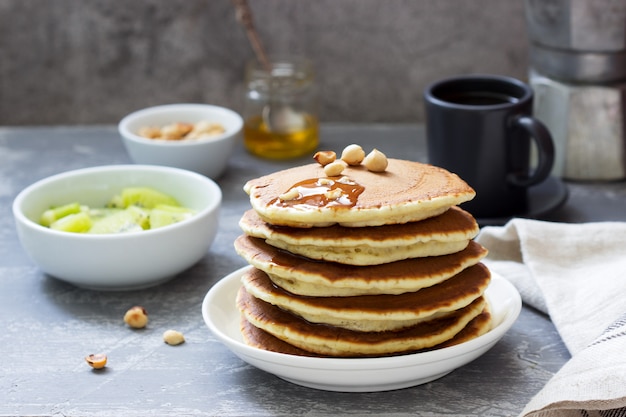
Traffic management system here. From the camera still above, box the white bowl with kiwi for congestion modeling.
[12,165,222,290]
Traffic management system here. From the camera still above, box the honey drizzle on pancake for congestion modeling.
[271,176,365,208]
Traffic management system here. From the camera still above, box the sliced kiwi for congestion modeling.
[89,209,143,234]
[126,205,151,230]
[149,205,195,229]
[49,212,92,233]
[40,202,83,227]
[41,187,191,234]
[116,187,180,209]
[88,207,123,220]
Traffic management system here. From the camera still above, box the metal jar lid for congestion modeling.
[529,46,626,83]
[525,0,626,82]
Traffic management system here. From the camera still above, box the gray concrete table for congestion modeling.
[1,124,624,417]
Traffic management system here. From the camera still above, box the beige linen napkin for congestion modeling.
[476,219,626,417]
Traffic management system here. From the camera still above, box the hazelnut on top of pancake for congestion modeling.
[239,206,479,265]
[243,158,475,228]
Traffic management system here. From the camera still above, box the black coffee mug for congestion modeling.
[424,74,554,219]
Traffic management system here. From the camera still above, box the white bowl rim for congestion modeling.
[13,164,222,240]
[118,103,243,147]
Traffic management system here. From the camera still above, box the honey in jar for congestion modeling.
[243,57,319,160]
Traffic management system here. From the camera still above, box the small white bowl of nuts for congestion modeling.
[118,103,243,179]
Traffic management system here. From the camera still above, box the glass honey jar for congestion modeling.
[243,56,319,159]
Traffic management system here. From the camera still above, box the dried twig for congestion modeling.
[231,0,272,71]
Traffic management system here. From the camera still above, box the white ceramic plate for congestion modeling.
[202,266,521,392]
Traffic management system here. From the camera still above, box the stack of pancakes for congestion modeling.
[234,155,492,357]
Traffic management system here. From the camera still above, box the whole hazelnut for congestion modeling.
[341,144,366,166]
[363,149,388,172]
[123,306,148,329]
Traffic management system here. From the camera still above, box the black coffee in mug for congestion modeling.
[438,91,519,106]
[424,74,554,219]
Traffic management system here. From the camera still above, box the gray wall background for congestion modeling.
[0,0,529,126]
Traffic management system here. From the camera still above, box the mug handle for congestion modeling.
[507,116,555,187]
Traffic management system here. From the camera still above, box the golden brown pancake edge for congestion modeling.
[234,234,488,296]
[236,286,486,357]
[240,265,491,331]
[244,159,475,227]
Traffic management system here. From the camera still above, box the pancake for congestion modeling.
[435,302,492,348]
[241,265,491,332]
[236,286,487,357]
[240,317,319,357]
[239,207,479,265]
[243,159,475,228]
[240,305,493,357]
[240,316,322,357]
[234,235,488,296]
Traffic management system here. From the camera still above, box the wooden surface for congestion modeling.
[1,124,624,416]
